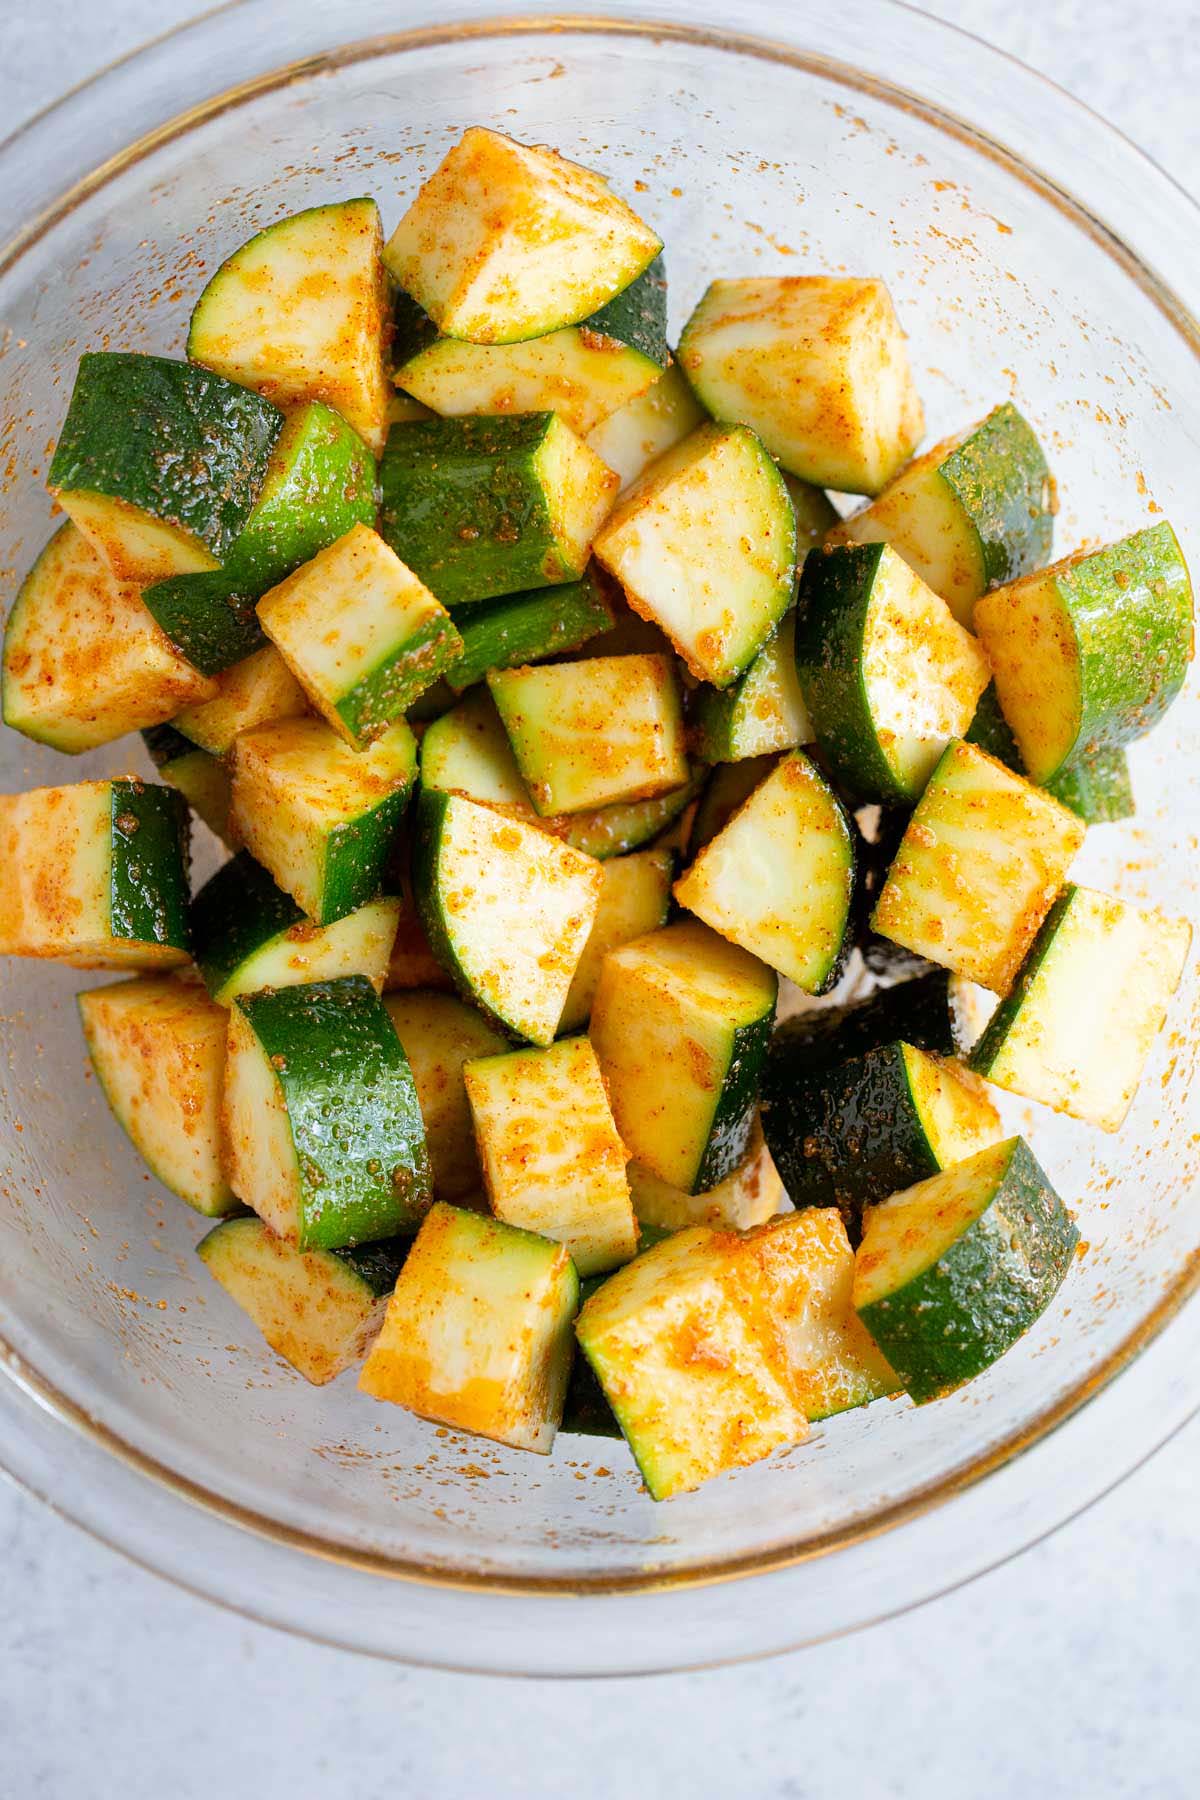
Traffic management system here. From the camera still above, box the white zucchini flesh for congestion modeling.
[585,363,708,492]
[557,847,673,1032]
[221,1002,303,1239]
[627,1117,786,1233]
[384,991,508,1200]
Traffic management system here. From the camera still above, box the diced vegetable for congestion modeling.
[141,726,233,845]
[359,1202,578,1452]
[585,362,708,491]
[687,754,777,855]
[854,1137,1078,1403]
[258,524,463,748]
[557,846,673,1031]
[628,1117,784,1233]
[589,918,776,1192]
[383,990,508,1199]
[173,644,307,757]
[48,352,282,582]
[384,878,455,993]
[764,967,966,1076]
[198,1216,409,1385]
[188,198,391,454]
[678,275,923,494]
[593,421,795,686]
[965,679,1023,771]
[785,474,840,549]
[674,750,855,993]
[795,542,990,803]
[0,779,189,967]
[230,715,417,926]
[445,571,613,693]
[78,974,234,1216]
[970,884,1190,1130]
[383,126,662,344]
[871,740,1086,993]
[1045,745,1134,823]
[223,974,432,1249]
[691,610,813,763]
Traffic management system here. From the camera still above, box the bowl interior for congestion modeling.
[1,14,1198,1594]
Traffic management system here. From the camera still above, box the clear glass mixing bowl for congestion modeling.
[1,0,1199,1676]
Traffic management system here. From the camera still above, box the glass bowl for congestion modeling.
[1,0,1199,1676]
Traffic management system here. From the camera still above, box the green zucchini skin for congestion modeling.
[446,573,614,692]
[939,402,1053,588]
[856,1137,1078,1403]
[332,1237,412,1296]
[1044,745,1134,823]
[766,969,962,1076]
[108,780,191,953]
[234,975,433,1247]
[140,572,264,677]
[853,804,934,981]
[334,611,463,749]
[794,543,901,801]
[583,255,669,366]
[322,789,413,927]
[49,353,283,559]
[190,850,306,997]
[965,680,1024,772]
[696,1008,777,1192]
[561,1272,624,1438]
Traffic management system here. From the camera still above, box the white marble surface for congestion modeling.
[1,2,1198,1793]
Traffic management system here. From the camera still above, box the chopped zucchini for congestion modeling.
[191,850,399,1004]
[585,362,708,492]
[414,789,601,1046]
[854,1137,1078,1403]
[575,1224,808,1499]
[871,740,1086,994]
[445,571,613,693]
[687,755,778,855]
[383,991,508,1200]
[173,644,307,757]
[488,653,688,815]
[561,1271,625,1438]
[188,198,391,455]
[784,474,840,549]
[0,779,189,968]
[141,726,233,846]
[78,974,234,1216]
[973,522,1193,785]
[379,413,618,608]
[2,525,215,753]
[383,126,662,345]
[48,352,282,582]
[593,421,795,687]
[795,542,990,803]
[1045,746,1134,824]
[384,879,454,993]
[258,523,462,748]
[965,679,1023,772]
[391,258,668,436]
[678,275,923,494]
[223,974,432,1249]
[557,846,673,1031]
[358,1202,578,1453]
[229,714,416,926]
[970,884,1191,1131]
[674,750,855,993]
[691,610,813,763]
[464,1035,638,1275]
[589,918,776,1192]
[556,776,701,861]
[627,1116,785,1234]
[765,967,966,1075]
[835,403,1054,624]
[198,1215,408,1385]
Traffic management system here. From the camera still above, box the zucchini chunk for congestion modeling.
[558,846,673,1032]
[575,1225,808,1498]
[556,776,701,861]
[0,779,189,968]
[384,991,508,1200]
[392,258,668,437]
[834,403,1054,624]
[142,726,233,846]
[191,850,399,1004]
[973,521,1193,785]
[384,879,455,993]
[78,974,234,1216]
[871,740,1086,993]
[488,653,688,815]
[784,474,840,549]
[379,413,618,608]
[223,974,432,1249]
[628,1116,785,1234]
[383,126,662,345]
[141,400,376,676]
[562,1272,625,1438]
[198,1216,408,1385]
[965,678,1023,772]
[445,571,613,693]
[765,967,966,1075]
[359,1202,578,1453]
[741,1209,900,1419]
[258,524,463,748]
[464,1035,638,1275]
[678,275,923,494]
[760,1038,1001,1237]
[854,1137,1078,1404]
[414,789,601,1046]
[1045,745,1134,824]
[173,644,307,757]
[687,754,778,854]
[230,715,417,926]
[691,610,813,763]
[48,352,282,583]
[585,362,708,492]
[795,542,990,803]
[674,750,855,993]
[188,198,391,455]
[2,526,215,752]
[593,421,795,687]
[970,884,1191,1131]
[589,918,776,1192]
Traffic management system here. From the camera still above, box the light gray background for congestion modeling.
[2,3,1197,1794]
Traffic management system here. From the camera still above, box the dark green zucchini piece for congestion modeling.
[141,725,233,845]
[766,968,965,1075]
[445,571,613,693]
[1044,746,1134,823]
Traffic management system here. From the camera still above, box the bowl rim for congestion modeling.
[2,0,1199,1657]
